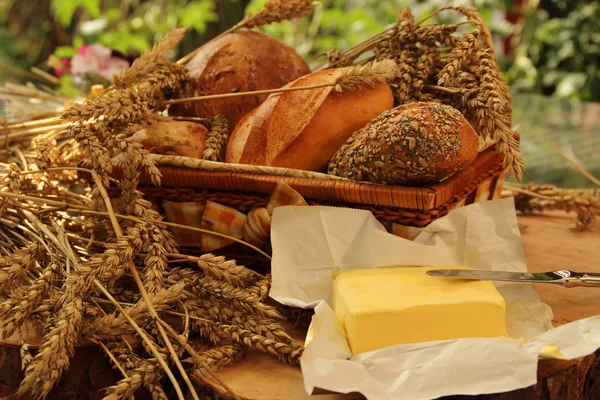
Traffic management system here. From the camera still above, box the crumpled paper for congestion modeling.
[269,198,600,400]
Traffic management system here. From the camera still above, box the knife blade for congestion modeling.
[426,269,600,288]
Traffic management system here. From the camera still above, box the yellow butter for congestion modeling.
[333,266,507,355]
[539,345,565,360]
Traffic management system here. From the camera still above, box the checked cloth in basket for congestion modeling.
[162,181,307,252]
[160,176,502,251]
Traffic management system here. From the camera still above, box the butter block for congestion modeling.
[333,266,507,355]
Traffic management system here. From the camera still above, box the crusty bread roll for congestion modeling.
[169,31,311,128]
[129,121,208,158]
[225,68,394,171]
[328,102,479,186]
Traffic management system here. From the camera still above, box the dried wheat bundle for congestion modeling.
[0,165,302,398]
[505,183,600,231]
[319,6,524,180]
[0,26,303,400]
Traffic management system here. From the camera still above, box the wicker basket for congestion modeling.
[80,147,505,265]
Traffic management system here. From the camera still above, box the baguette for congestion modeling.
[226,68,394,171]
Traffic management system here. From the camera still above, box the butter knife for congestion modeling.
[426,269,600,288]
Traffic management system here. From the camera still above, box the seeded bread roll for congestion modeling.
[226,67,394,171]
[129,121,208,158]
[169,31,311,128]
[328,102,479,186]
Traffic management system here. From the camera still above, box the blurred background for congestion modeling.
[0,0,598,187]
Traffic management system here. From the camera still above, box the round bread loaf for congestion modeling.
[129,121,208,158]
[327,102,479,186]
[225,67,394,171]
[169,31,311,128]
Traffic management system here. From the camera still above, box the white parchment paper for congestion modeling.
[269,198,600,399]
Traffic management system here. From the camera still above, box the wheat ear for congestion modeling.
[333,59,398,91]
[113,28,187,88]
[240,0,318,29]
[177,0,317,64]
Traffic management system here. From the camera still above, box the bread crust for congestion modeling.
[328,102,479,186]
[169,31,311,128]
[129,121,208,158]
[226,68,394,171]
[225,108,258,164]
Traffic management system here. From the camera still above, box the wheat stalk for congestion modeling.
[178,295,288,345]
[106,340,136,372]
[412,44,440,97]
[162,60,398,108]
[141,226,168,295]
[130,197,177,253]
[189,344,245,379]
[437,30,480,87]
[113,28,187,88]
[63,88,153,124]
[333,59,398,91]
[83,283,184,342]
[0,242,41,295]
[116,139,144,215]
[314,6,524,178]
[446,6,497,58]
[90,170,191,399]
[223,324,304,366]
[191,276,282,319]
[0,163,23,215]
[99,323,170,400]
[506,183,600,231]
[248,274,271,301]
[0,64,62,86]
[202,115,230,162]
[478,135,498,152]
[18,292,83,398]
[16,217,140,398]
[0,262,55,339]
[187,254,260,288]
[240,0,317,29]
[20,342,34,371]
[189,310,230,344]
[0,25,308,399]
[69,124,113,180]
[177,0,317,64]
[0,191,268,259]
[31,136,55,169]
[103,357,163,400]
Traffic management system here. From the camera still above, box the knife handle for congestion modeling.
[565,273,600,288]
[579,273,600,287]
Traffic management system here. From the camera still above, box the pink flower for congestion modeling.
[53,59,71,78]
[70,44,130,80]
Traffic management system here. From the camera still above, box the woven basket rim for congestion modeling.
[79,149,504,210]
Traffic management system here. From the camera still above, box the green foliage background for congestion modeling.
[507,0,600,102]
[1,0,599,102]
